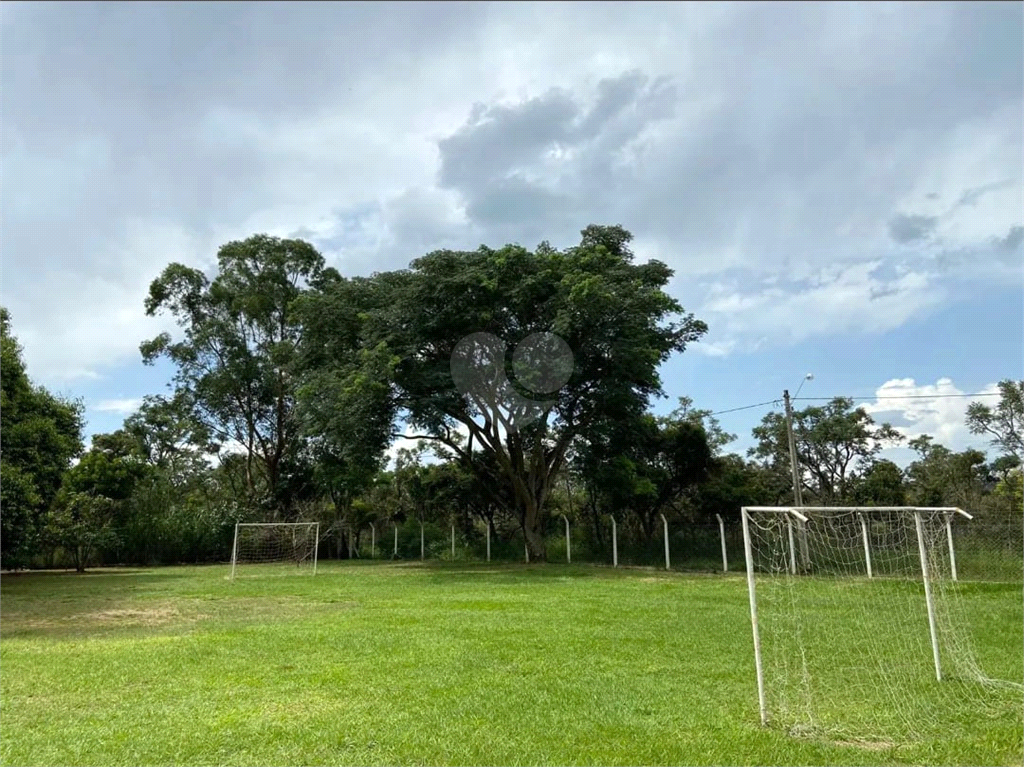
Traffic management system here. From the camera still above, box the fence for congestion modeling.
[345,511,1021,582]
[36,509,1020,580]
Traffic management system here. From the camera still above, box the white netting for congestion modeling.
[230,523,319,578]
[743,507,1022,742]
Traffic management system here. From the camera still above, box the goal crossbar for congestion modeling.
[743,506,973,519]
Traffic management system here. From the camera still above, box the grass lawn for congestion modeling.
[0,562,1020,766]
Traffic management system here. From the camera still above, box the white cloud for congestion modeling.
[696,261,947,352]
[862,377,1002,454]
[92,398,143,414]
[691,340,736,358]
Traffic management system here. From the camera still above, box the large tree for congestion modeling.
[0,308,84,568]
[305,225,706,559]
[141,235,325,517]
[750,397,903,505]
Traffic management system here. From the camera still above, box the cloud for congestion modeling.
[695,261,946,351]
[888,213,940,243]
[92,398,143,414]
[862,377,1001,453]
[0,1,1020,388]
[692,340,736,358]
[993,225,1024,254]
[955,179,1015,209]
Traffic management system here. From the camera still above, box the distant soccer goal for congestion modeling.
[741,506,1022,741]
[230,522,319,580]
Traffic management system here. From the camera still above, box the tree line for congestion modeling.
[2,227,1021,571]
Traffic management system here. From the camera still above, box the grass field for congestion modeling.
[1,562,1020,766]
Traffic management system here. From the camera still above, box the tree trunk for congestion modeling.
[587,496,605,548]
[522,495,547,561]
[640,511,655,545]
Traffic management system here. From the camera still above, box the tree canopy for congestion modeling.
[141,235,326,517]
[1,308,84,569]
[300,225,706,559]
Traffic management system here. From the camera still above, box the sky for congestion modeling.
[1,1,1021,467]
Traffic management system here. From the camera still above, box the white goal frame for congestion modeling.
[230,522,320,580]
[740,505,972,728]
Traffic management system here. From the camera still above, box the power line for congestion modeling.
[709,399,781,416]
[706,391,1000,418]
[793,393,1001,402]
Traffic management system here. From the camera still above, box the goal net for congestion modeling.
[741,506,1022,742]
[230,522,320,579]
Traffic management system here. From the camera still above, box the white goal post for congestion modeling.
[740,506,1021,740]
[230,522,320,580]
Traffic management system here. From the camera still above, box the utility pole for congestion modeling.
[783,389,804,507]
[784,385,811,571]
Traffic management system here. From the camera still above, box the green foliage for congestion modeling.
[141,235,326,517]
[39,433,154,569]
[43,491,120,572]
[0,307,84,568]
[663,396,736,455]
[689,453,783,522]
[334,225,706,559]
[966,380,1024,461]
[750,397,902,504]
[295,268,398,515]
[905,435,989,509]
[852,459,907,506]
[577,411,716,540]
[991,468,1023,513]
[64,436,152,503]
[122,393,216,480]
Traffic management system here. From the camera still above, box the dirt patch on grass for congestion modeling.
[89,607,188,626]
[830,738,897,751]
[2,596,355,637]
[0,602,210,635]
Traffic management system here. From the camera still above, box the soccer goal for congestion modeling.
[740,506,1022,740]
[230,522,319,580]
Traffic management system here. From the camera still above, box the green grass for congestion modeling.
[1,562,1020,766]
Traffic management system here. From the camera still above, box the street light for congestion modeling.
[794,373,814,400]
